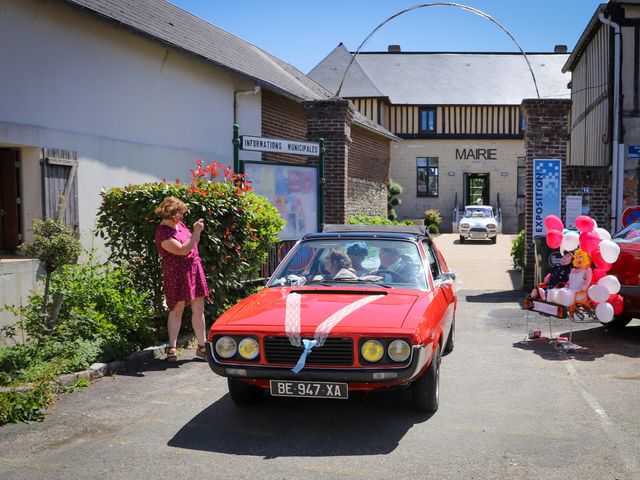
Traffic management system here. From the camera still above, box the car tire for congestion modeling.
[459,235,465,244]
[227,378,264,406]
[412,344,440,413]
[490,236,497,244]
[443,318,455,356]
[603,314,632,329]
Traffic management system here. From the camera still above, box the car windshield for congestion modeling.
[464,207,493,218]
[613,221,640,243]
[267,238,427,290]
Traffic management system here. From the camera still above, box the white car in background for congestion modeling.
[458,205,500,244]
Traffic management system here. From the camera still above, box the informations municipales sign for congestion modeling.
[533,159,562,238]
[241,135,320,157]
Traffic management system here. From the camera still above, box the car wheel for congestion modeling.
[603,314,632,329]
[412,344,440,413]
[490,236,497,244]
[459,235,465,243]
[443,318,455,356]
[227,378,264,406]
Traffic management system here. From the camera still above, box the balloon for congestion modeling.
[579,231,600,254]
[595,227,611,241]
[546,229,563,249]
[561,231,580,253]
[591,249,612,271]
[599,240,621,264]
[598,275,621,294]
[608,294,624,315]
[544,215,564,233]
[575,215,596,233]
[591,268,607,284]
[595,302,614,323]
[588,284,610,304]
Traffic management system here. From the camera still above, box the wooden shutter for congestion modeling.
[41,148,79,231]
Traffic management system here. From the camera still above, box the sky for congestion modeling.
[170,0,604,74]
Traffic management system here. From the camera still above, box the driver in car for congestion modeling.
[370,247,416,283]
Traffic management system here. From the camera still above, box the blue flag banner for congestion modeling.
[533,159,562,238]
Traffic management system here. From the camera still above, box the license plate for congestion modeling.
[270,380,348,399]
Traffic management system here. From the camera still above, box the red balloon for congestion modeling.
[575,215,596,233]
[591,268,607,284]
[579,231,600,254]
[546,229,563,249]
[544,215,564,233]
[608,294,624,315]
[591,249,612,271]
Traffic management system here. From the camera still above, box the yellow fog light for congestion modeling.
[215,336,237,359]
[388,340,411,362]
[238,337,260,360]
[361,340,384,363]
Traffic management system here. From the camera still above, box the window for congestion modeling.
[423,241,442,282]
[419,108,436,133]
[517,157,526,197]
[417,157,438,197]
[519,116,526,133]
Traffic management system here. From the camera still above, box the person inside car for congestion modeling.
[347,243,369,276]
[370,246,417,283]
[323,249,358,280]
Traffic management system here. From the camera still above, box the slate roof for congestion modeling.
[309,44,571,105]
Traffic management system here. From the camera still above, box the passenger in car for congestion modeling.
[323,249,357,280]
[347,243,369,276]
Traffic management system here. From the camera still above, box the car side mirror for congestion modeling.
[435,271,456,285]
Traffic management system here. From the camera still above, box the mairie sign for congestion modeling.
[533,159,562,238]
[241,135,320,157]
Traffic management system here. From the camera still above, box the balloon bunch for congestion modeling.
[544,215,623,323]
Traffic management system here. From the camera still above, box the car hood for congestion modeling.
[218,288,419,330]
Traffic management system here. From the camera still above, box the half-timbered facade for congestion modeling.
[563,0,640,231]
[309,44,571,233]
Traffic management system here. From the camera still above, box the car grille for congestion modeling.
[264,336,354,366]
[470,227,487,232]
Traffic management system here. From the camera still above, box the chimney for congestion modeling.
[554,44,568,53]
[388,44,401,53]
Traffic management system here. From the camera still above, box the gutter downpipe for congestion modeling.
[599,12,622,232]
[233,86,261,125]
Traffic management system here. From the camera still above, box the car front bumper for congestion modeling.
[205,341,430,384]
[460,230,497,240]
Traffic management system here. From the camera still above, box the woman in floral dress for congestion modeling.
[154,197,209,362]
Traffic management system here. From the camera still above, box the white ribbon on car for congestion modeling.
[285,292,381,373]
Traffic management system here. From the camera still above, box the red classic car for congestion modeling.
[205,225,457,412]
[609,220,640,327]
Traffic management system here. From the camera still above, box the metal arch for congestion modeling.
[335,2,540,99]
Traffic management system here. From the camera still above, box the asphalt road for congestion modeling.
[1,235,639,480]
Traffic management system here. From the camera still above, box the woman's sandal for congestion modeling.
[166,346,178,362]
[195,344,207,360]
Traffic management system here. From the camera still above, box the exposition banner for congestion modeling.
[533,159,562,238]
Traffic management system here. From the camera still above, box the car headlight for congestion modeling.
[388,339,411,362]
[361,340,384,362]
[459,223,469,228]
[486,223,496,229]
[238,337,260,360]
[215,336,237,359]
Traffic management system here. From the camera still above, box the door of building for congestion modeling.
[464,173,490,206]
[0,149,20,251]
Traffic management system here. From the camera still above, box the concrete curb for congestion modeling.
[0,335,194,395]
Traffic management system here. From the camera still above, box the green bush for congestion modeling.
[96,161,285,320]
[347,214,414,226]
[424,209,443,231]
[511,229,526,269]
[387,179,403,221]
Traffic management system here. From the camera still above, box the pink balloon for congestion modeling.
[591,268,607,285]
[544,215,564,233]
[608,294,624,315]
[591,249,612,272]
[546,229,563,249]
[575,215,596,233]
[579,231,600,254]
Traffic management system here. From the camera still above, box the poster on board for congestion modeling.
[243,162,318,240]
[533,159,562,238]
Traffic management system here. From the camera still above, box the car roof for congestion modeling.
[304,224,430,242]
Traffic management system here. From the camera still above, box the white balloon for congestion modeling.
[588,284,609,304]
[595,302,614,323]
[561,231,580,253]
[599,240,620,263]
[598,275,621,295]
[595,227,611,241]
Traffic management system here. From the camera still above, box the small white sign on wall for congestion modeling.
[566,195,582,229]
